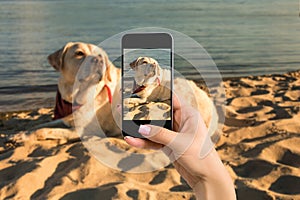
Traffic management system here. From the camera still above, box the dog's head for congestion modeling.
[48,42,113,104]
[129,57,161,98]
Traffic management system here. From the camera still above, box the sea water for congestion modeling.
[0,0,299,111]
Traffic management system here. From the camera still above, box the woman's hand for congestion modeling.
[124,96,236,200]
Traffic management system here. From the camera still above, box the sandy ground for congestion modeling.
[122,80,171,121]
[123,101,171,120]
[0,70,299,200]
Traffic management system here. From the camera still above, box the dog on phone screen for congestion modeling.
[125,56,217,129]
[127,57,171,105]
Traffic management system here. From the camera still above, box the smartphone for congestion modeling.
[121,33,173,138]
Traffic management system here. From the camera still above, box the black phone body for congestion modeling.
[121,33,173,138]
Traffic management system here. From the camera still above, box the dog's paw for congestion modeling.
[124,98,137,108]
[124,98,145,108]
[34,128,50,141]
[34,128,80,144]
[7,131,32,147]
[9,128,55,142]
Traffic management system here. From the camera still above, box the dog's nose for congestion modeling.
[78,77,85,82]
[92,57,100,63]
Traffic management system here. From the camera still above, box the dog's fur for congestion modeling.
[18,43,217,143]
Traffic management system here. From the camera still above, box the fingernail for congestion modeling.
[124,136,134,140]
[138,125,151,136]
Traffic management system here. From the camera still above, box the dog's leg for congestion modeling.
[34,128,79,142]
[10,114,78,145]
[10,128,80,145]
[33,119,69,129]
[32,114,74,130]
[124,97,147,107]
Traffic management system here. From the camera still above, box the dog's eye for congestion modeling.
[75,51,85,57]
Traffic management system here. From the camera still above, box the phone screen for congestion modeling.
[122,33,173,138]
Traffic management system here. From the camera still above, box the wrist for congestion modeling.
[193,174,236,200]
[192,151,236,200]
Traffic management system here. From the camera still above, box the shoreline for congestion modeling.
[221,69,300,81]
[1,70,299,113]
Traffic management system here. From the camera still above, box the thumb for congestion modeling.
[138,125,177,146]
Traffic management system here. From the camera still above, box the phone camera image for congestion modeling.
[121,33,173,137]
[123,51,172,120]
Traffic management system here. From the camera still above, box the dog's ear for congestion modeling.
[129,57,142,69]
[102,49,112,82]
[48,42,74,71]
[155,64,160,76]
[152,60,160,76]
[129,59,137,69]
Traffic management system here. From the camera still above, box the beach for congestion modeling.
[1,0,299,199]
[0,70,299,199]
[1,0,299,114]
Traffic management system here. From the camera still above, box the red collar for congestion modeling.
[156,77,161,86]
[104,84,112,104]
[53,84,112,120]
[54,89,72,120]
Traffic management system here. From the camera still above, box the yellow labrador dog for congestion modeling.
[126,57,171,105]
[126,56,216,128]
[27,42,121,141]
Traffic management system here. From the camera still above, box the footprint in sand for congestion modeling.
[235,180,273,200]
[269,175,300,195]
[156,103,170,110]
[149,170,168,185]
[60,182,121,200]
[126,189,139,199]
[236,105,263,114]
[169,177,192,192]
[232,159,275,178]
[277,149,300,168]
[0,160,39,185]
[250,89,270,96]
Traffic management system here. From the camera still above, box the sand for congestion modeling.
[0,70,299,199]
[123,101,171,120]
